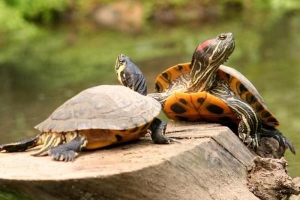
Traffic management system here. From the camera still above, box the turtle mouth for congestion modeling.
[222,53,232,65]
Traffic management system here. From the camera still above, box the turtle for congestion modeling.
[117,33,295,154]
[0,61,174,162]
[153,62,294,152]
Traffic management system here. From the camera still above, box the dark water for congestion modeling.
[0,12,300,183]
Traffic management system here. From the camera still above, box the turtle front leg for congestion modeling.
[211,79,262,148]
[224,99,262,148]
[49,136,87,162]
[149,118,177,144]
[237,119,261,148]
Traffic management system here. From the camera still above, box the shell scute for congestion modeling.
[35,85,161,132]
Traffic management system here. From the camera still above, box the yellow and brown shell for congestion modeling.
[154,62,279,127]
[35,85,161,149]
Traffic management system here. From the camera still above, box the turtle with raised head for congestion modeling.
[0,60,174,161]
[117,33,294,154]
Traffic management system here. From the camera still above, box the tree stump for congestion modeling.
[0,122,270,200]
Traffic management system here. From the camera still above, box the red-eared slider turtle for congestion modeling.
[0,62,174,161]
[117,33,294,153]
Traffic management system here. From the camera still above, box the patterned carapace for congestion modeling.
[154,62,279,127]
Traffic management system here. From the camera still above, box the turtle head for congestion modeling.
[189,32,235,91]
[115,54,147,96]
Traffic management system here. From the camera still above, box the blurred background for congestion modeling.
[0,0,299,192]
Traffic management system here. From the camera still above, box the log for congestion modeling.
[0,122,259,200]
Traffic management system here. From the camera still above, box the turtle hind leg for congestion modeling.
[280,135,295,154]
[260,125,296,154]
[49,136,87,162]
[31,132,64,157]
[149,118,178,144]
[0,134,41,152]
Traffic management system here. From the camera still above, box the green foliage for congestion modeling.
[252,0,300,10]
[0,1,36,39]
[0,0,70,41]
[4,0,68,23]
[141,0,187,7]
[0,0,298,40]
[0,0,298,85]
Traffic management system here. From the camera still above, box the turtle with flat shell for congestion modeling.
[0,56,175,161]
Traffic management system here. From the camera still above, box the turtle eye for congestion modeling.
[218,33,227,40]
[118,54,126,63]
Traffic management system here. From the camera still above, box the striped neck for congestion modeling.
[187,33,235,92]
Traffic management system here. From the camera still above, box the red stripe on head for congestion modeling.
[196,39,214,52]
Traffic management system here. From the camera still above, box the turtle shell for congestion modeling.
[154,62,279,127]
[35,85,161,149]
[36,85,161,132]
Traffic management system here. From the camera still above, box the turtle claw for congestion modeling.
[240,133,251,144]
[48,136,85,162]
[249,138,260,150]
[152,135,174,144]
[240,133,260,149]
[165,137,180,144]
[49,147,77,162]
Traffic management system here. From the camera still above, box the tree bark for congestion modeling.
[0,122,264,200]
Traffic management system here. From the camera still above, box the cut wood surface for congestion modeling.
[0,122,259,200]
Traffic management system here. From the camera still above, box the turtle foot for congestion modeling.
[149,118,178,144]
[240,133,260,149]
[49,136,86,162]
[250,137,260,149]
[259,126,296,154]
[49,147,77,162]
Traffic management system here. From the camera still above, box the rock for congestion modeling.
[247,157,300,200]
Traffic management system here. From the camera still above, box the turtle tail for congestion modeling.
[0,133,42,152]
